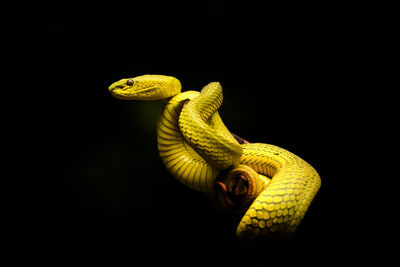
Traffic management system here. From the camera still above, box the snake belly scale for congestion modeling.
[109,74,321,240]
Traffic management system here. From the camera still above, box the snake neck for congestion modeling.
[157,91,220,193]
[179,82,243,170]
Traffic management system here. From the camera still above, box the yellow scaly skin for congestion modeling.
[108,74,321,239]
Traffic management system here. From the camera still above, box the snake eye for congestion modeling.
[126,79,135,86]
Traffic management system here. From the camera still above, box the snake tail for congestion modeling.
[157,91,220,192]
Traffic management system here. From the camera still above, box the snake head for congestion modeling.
[108,74,181,100]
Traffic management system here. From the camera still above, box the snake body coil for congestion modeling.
[109,74,321,239]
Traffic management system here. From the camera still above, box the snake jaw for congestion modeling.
[108,80,158,100]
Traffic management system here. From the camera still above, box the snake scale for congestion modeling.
[109,74,321,240]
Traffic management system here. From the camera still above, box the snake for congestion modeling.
[108,74,321,240]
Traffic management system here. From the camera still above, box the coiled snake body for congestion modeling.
[109,74,321,240]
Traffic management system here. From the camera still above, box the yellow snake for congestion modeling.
[108,74,321,240]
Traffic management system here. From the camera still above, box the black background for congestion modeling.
[9,1,371,265]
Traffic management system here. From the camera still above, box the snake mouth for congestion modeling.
[109,86,157,100]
